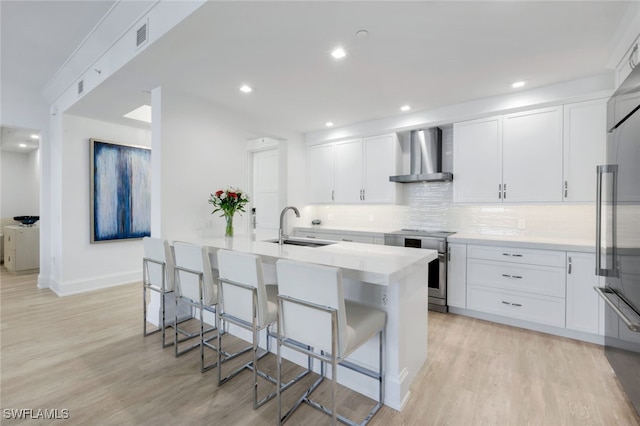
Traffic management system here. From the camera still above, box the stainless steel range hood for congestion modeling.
[389,127,453,183]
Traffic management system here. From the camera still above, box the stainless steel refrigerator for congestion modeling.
[595,65,640,416]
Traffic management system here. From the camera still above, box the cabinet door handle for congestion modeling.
[501,301,511,305]
[362,189,365,201]
[564,181,568,198]
[512,275,523,279]
[503,183,507,199]
[502,274,512,278]
[568,256,572,274]
[630,44,638,69]
[511,303,523,307]
[447,247,451,262]
[306,235,316,239]
[342,238,353,242]
[332,190,335,201]
[498,184,502,199]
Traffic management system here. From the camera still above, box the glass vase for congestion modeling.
[224,214,234,237]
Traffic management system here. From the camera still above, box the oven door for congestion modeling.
[428,253,446,300]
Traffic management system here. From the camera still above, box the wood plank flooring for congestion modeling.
[1,268,639,425]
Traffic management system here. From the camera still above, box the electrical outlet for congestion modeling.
[382,293,389,305]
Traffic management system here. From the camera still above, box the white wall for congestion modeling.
[56,114,151,295]
[1,149,40,219]
[160,91,307,241]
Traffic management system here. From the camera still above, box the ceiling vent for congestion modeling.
[136,21,148,48]
[77,80,84,96]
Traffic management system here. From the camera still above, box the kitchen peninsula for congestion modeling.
[181,235,437,411]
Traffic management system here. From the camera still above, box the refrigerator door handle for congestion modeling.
[595,164,619,277]
[594,287,640,332]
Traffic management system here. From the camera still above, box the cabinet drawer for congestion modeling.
[333,234,374,244]
[4,230,16,250]
[467,286,565,327]
[5,249,16,271]
[294,230,374,244]
[467,259,566,298]
[467,244,565,267]
[294,230,336,240]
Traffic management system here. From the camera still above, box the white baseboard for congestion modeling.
[50,270,141,296]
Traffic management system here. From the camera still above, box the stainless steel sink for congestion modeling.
[264,238,336,248]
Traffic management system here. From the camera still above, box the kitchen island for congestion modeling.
[178,235,436,411]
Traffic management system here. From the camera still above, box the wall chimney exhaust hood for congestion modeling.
[389,127,453,183]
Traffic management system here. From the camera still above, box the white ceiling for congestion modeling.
[0,126,41,153]
[2,1,634,139]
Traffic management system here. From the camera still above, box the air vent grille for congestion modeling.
[136,22,148,47]
[77,80,84,95]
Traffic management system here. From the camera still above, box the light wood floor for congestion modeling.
[1,268,639,425]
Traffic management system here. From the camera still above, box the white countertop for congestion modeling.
[179,235,437,286]
[448,233,595,252]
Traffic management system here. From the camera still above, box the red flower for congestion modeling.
[228,192,238,199]
[215,190,224,197]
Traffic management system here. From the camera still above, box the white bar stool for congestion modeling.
[275,259,386,426]
[173,242,219,373]
[142,237,177,348]
[216,249,311,409]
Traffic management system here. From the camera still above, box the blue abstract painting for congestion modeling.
[91,139,151,243]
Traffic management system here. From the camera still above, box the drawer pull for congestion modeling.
[501,300,523,307]
[502,253,523,258]
[501,274,523,279]
[511,303,523,307]
[501,301,511,305]
[342,239,353,242]
[305,236,316,239]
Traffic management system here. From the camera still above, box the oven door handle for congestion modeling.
[594,287,640,332]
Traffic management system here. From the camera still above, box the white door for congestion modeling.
[334,139,363,203]
[308,143,335,203]
[252,149,279,237]
[453,116,503,203]
[502,106,563,202]
[563,99,607,202]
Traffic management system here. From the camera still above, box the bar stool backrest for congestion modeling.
[173,242,217,305]
[217,249,270,326]
[143,237,175,291]
[276,259,347,356]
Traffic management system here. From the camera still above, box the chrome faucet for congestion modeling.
[279,206,300,245]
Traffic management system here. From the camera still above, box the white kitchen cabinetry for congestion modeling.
[453,106,563,203]
[563,99,607,202]
[566,252,602,335]
[466,244,566,327]
[502,106,563,202]
[615,34,639,87]
[334,138,364,203]
[308,143,335,203]
[293,228,380,244]
[447,243,467,308]
[307,134,400,204]
[3,226,39,274]
[453,116,502,203]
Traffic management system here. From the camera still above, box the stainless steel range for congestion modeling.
[384,230,456,313]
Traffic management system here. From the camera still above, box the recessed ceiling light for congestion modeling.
[123,104,152,123]
[19,143,27,148]
[331,48,346,59]
[325,121,334,127]
[239,84,253,93]
[30,134,39,139]
[511,81,526,89]
[400,105,411,112]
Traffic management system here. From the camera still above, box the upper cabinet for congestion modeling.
[453,116,502,203]
[502,106,563,202]
[454,106,563,203]
[616,34,639,87]
[453,101,606,204]
[563,99,607,202]
[307,133,400,204]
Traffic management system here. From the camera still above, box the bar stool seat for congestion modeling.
[216,249,311,409]
[173,242,219,373]
[142,237,176,348]
[276,259,386,426]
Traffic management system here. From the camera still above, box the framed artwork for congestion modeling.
[90,138,151,243]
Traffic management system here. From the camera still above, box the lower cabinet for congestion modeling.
[565,251,602,335]
[293,228,382,245]
[447,243,467,309]
[454,242,603,341]
[3,226,40,273]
